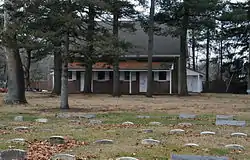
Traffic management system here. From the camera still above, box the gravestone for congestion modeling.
[14,116,23,122]
[35,118,48,123]
[49,136,65,145]
[89,119,102,125]
[171,154,229,160]
[184,143,199,147]
[215,120,246,127]
[51,153,76,160]
[170,129,185,134]
[0,149,27,160]
[8,138,26,144]
[141,139,160,145]
[116,157,139,160]
[149,122,161,126]
[231,132,247,137]
[136,115,150,119]
[14,126,29,131]
[200,131,216,135]
[79,114,96,119]
[122,121,134,125]
[55,113,71,119]
[216,115,234,120]
[179,114,196,119]
[142,129,153,133]
[94,139,113,144]
[225,144,245,150]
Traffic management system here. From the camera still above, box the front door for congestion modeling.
[139,72,147,92]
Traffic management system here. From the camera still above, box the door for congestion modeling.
[80,72,84,92]
[187,76,193,92]
[139,72,147,92]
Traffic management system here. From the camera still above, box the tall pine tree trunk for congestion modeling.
[60,31,69,109]
[219,23,223,80]
[52,50,62,95]
[4,0,26,104]
[192,29,196,71]
[178,0,188,96]
[112,9,120,97]
[84,5,95,93]
[205,29,210,91]
[146,0,155,97]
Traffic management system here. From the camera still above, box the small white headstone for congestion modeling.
[122,121,134,125]
[35,118,48,123]
[142,129,153,133]
[170,129,185,134]
[184,143,199,147]
[116,157,139,160]
[149,122,161,126]
[8,138,26,144]
[14,116,23,122]
[230,132,247,137]
[179,114,196,119]
[14,126,29,131]
[51,153,76,160]
[89,119,102,125]
[141,139,160,145]
[200,131,216,135]
[49,136,65,145]
[178,122,192,127]
[137,115,150,119]
[94,139,114,144]
[225,144,245,150]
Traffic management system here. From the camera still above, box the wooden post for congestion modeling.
[129,71,132,94]
[169,70,172,94]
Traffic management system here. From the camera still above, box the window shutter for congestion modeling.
[167,71,170,81]
[93,72,97,80]
[120,71,124,80]
[154,72,158,81]
[132,72,136,81]
[105,71,109,80]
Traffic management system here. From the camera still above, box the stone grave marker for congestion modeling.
[94,139,114,144]
[51,153,76,160]
[79,114,96,119]
[35,118,48,123]
[215,120,246,127]
[179,114,196,119]
[149,121,161,126]
[184,143,199,147]
[89,119,102,125]
[0,149,27,160]
[14,116,23,122]
[200,131,216,135]
[171,154,229,160]
[216,115,234,120]
[122,121,134,125]
[142,129,153,133]
[170,129,185,134]
[55,113,71,119]
[116,157,139,160]
[14,126,29,131]
[49,136,65,145]
[8,138,26,144]
[141,138,160,145]
[136,115,150,119]
[225,144,245,150]
[230,132,247,137]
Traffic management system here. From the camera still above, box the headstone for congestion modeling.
[141,139,160,145]
[136,115,150,119]
[8,138,26,144]
[171,154,229,160]
[225,144,245,150]
[51,154,76,160]
[94,139,114,144]
[0,149,27,160]
[179,114,196,119]
[170,129,185,134]
[55,113,71,119]
[230,132,247,137]
[216,115,234,120]
[116,157,139,160]
[142,129,153,133]
[184,143,199,147]
[49,136,65,145]
[79,114,96,119]
[200,131,216,135]
[89,119,102,125]
[35,118,48,123]
[14,116,23,122]
[177,123,192,128]
[215,120,246,127]
[149,122,161,126]
[14,126,29,131]
[122,121,134,125]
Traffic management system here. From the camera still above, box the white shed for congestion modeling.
[186,68,204,93]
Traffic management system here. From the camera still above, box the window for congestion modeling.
[124,71,130,81]
[97,71,105,80]
[158,71,167,80]
[68,71,72,79]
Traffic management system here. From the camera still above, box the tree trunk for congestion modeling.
[112,9,120,97]
[84,5,95,93]
[219,23,223,80]
[24,49,31,89]
[60,32,69,109]
[52,50,62,95]
[178,0,188,96]
[205,29,210,92]
[146,0,155,97]
[3,0,26,104]
[192,29,196,71]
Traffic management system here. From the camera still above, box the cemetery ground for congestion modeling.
[1,93,250,159]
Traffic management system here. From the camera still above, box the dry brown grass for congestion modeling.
[1,92,250,159]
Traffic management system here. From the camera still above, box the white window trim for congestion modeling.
[123,71,130,82]
[96,71,109,81]
[154,71,169,82]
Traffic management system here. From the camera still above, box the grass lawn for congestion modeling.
[0,92,250,159]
